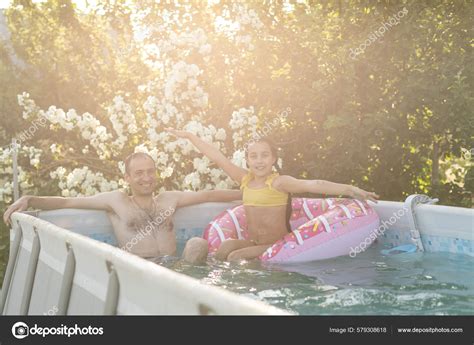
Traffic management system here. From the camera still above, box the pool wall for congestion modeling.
[0,208,287,315]
[1,198,472,315]
[372,200,473,256]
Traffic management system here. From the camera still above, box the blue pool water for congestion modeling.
[157,247,474,315]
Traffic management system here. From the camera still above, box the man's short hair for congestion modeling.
[124,152,155,174]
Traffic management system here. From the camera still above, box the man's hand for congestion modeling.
[349,186,379,203]
[3,195,31,225]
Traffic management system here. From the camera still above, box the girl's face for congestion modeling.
[246,141,277,177]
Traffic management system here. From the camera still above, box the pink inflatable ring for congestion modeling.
[203,198,380,263]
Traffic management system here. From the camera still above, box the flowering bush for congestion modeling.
[1,1,471,209]
[0,3,274,202]
[0,4,272,203]
[0,98,261,201]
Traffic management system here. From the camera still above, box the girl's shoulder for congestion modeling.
[271,174,293,191]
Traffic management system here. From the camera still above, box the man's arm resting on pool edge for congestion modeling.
[3,191,124,225]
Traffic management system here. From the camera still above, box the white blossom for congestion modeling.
[3,17,267,204]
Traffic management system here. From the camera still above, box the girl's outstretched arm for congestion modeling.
[166,128,248,183]
[275,176,379,203]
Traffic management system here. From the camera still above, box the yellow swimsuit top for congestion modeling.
[240,172,289,207]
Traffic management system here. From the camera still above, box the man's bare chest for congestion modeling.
[110,197,177,236]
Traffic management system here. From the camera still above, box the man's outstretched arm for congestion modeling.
[164,189,242,208]
[3,190,124,225]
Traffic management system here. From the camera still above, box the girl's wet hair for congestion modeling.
[245,138,292,233]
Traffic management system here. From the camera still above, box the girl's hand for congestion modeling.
[165,128,192,139]
[350,186,379,203]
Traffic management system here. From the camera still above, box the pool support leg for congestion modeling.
[0,221,23,314]
[20,226,40,315]
[103,261,119,315]
[57,242,76,315]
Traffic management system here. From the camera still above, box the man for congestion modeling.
[3,152,240,264]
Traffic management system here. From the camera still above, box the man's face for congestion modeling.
[125,156,157,196]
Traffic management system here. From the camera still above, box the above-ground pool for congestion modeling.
[2,197,473,315]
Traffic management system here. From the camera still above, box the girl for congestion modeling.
[167,128,379,262]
